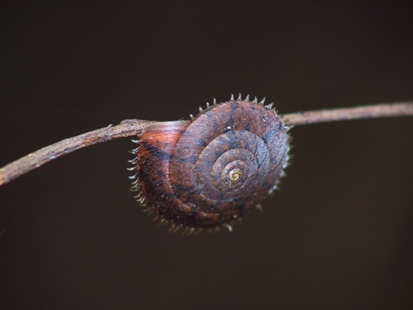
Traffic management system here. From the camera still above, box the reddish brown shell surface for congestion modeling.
[130,98,290,231]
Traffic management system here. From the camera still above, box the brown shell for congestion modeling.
[130,98,290,231]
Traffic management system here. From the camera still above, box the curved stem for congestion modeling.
[0,119,157,186]
[0,102,412,187]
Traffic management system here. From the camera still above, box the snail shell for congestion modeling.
[129,96,290,232]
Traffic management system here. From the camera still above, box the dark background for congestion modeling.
[1,1,412,309]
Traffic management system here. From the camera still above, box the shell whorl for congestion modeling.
[129,95,291,233]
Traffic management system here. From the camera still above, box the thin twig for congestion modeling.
[0,119,157,186]
[283,102,413,125]
[0,102,412,187]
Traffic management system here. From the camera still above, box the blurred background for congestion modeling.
[1,1,412,309]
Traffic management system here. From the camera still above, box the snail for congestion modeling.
[1,96,411,232]
[129,95,291,233]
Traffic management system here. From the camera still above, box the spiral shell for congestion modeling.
[129,95,290,232]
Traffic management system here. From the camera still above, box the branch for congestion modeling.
[0,119,157,186]
[282,102,413,125]
[1,102,412,187]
